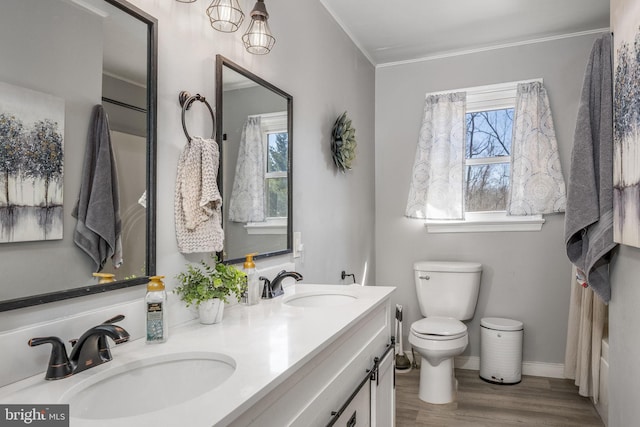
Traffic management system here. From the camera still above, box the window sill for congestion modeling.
[425,213,545,233]
[245,219,287,235]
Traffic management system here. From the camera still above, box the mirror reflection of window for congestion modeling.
[262,112,288,219]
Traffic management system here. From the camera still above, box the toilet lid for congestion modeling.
[413,261,482,273]
[411,317,467,340]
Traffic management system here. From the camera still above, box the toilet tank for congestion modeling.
[414,261,482,320]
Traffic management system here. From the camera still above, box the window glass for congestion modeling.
[265,130,288,218]
[465,109,513,159]
[465,163,510,211]
[267,132,288,173]
[465,108,513,212]
[266,177,288,217]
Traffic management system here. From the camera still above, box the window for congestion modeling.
[265,131,288,218]
[465,108,513,212]
[426,81,544,233]
[245,111,288,235]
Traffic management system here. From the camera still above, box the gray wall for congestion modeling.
[102,74,146,137]
[146,0,376,286]
[0,0,101,300]
[374,33,601,364]
[0,0,376,339]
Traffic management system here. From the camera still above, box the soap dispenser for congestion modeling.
[92,272,115,284]
[241,253,260,305]
[146,275,168,344]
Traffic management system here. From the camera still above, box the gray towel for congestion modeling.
[72,105,122,272]
[564,33,616,303]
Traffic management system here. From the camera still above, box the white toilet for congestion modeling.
[408,261,482,404]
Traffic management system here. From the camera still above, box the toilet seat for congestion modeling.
[411,317,467,341]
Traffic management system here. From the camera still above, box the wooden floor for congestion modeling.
[396,368,604,427]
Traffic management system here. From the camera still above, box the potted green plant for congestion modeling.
[174,256,246,324]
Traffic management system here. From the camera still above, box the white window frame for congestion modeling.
[425,80,545,233]
[245,111,288,235]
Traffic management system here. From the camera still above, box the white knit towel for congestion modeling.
[174,136,224,253]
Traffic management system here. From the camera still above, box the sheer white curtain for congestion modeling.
[405,92,466,219]
[508,81,567,215]
[228,117,265,222]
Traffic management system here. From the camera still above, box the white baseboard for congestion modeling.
[454,356,565,379]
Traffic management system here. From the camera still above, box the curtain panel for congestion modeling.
[405,92,466,220]
[228,116,265,223]
[508,81,567,215]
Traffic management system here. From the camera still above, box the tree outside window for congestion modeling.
[266,131,288,218]
[465,108,513,212]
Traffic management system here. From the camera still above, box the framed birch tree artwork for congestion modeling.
[0,82,64,243]
[613,0,640,247]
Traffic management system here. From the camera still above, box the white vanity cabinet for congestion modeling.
[228,298,394,427]
[0,285,395,427]
[329,343,395,427]
[371,347,395,426]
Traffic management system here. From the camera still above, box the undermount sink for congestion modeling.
[61,352,235,420]
[282,291,357,307]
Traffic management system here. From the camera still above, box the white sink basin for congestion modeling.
[61,352,235,420]
[283,291,357,307]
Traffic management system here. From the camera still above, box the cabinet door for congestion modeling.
[332,383,371,427]
[370,349,395,427]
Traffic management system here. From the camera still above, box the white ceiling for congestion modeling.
[320,0,610,66]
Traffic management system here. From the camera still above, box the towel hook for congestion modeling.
[178,91,216,142]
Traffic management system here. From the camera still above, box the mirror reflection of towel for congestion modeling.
[72,105,122,272]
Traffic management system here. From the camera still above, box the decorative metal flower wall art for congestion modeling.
[331,111,357,172]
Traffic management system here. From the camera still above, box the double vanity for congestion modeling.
[0,284,395,426]
[0,2,393,425]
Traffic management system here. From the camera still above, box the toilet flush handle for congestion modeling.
[419,275,430,280]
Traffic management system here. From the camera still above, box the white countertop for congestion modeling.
[0,284,395,426]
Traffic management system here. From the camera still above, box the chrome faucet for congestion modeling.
[260,270,303,298]
[28,314,130,380]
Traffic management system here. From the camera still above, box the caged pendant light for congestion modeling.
[206,0,245,33]
[242,0,276,55]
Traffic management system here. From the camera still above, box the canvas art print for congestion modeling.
[0,82,64,243]
[613,0,640,247]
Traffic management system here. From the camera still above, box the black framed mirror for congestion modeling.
[0,0,157,311]
[215,55,292,264]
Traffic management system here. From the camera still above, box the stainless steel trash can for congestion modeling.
[480,317,523,384]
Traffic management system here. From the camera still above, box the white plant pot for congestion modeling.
[198,298,224,324]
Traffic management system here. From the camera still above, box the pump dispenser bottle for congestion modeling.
[242,254,260,305]
[146,275,168,343]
